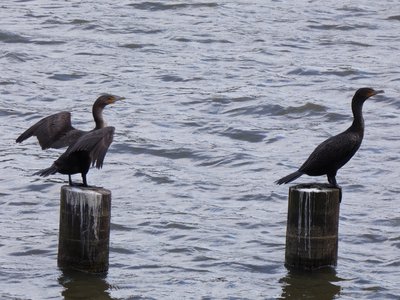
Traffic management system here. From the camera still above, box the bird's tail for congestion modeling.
[34,165,58,177]
[275,171,303,185]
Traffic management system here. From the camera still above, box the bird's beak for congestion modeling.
[113,95,125,101]
[373,90,384,96]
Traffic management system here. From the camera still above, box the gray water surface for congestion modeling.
[1,1,400,299]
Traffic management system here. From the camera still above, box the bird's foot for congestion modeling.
[69,182,88,188]
[328,184,342,203]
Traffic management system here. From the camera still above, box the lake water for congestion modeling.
[1,1,400,299]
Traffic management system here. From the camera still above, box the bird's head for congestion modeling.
[354,87,384,103]
[95,94,125,107]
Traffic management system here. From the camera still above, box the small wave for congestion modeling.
[283,102,327,116]
[0,30,30,43]
[191,255,217,262]
[127,264,161,270]
[224,102,326,118]
[0,80,15,85]
[324,68,378,78]
[115,143,206,161]
[323,69,358,77]
[196,152,254,168]
[1,52,27,62]
[288,67,377,79]
[178,120,206,128]
[220,96,253,103]
[109,247,136,255]
[287,67,321,76]
[318,39,372,47]
[9,249,52,256]
[48,73,87,81]
[197,38,232,44]
[372,217,400,227]
[128,28,164,34]
[0,31,64,45]
[236,193,275,202]
[325,112,350,122]
[220,127,266,143]
[173,37,192,43]
[6,200,39,207]
[387,15,400,21]
[223,104,285,117]
[157,74,204,83]
[120,43,148,50]
[173,37,233,44]
[337,5,369,13]
[308,24,357,31]
[74,52,108,56]
[110,223,134,231]
[33,40,66,45]
[129,2,218,11]
[164,222,197,230]
[70,18,92,25]
[134,169,175,184]
[342,40,372,47]
[165,247,194,254]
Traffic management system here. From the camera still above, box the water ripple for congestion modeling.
[48,73,87,81]
[387,15,400,21]
[0,31,30,43]
[219,127,266,143]
[129,2,218,11]
[2,1,400,299]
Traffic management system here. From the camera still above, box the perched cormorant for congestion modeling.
[16,94,124,186]
[275,88,384,187]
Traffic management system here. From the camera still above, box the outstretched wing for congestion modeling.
[66,127,115,169]
[16,112,75,149]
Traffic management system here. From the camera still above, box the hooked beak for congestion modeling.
[372,89,384,96]
[113,95,125,101]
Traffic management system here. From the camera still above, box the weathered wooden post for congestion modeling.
[58,185,111,273]
[285,183,340,270]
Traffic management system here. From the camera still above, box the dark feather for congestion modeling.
[16,112,78,149]
[66,127,115,169]
[33,165,58,177]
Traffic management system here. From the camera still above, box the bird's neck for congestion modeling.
[349,100,364,133]
[93,105,105,129]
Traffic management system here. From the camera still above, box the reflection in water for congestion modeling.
[279,268,342,300]
[58,269,116,300]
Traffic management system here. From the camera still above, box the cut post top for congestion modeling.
[61,185,111,196]
[290,183,340,193]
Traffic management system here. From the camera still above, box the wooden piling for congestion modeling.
[285,183,340,270]
[58,185,111,273]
